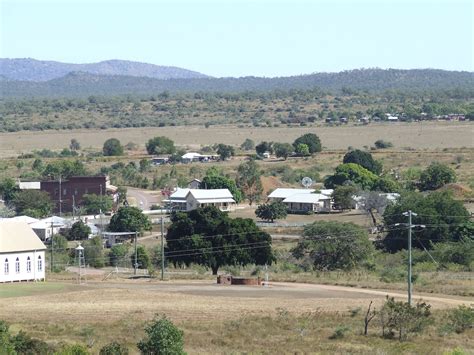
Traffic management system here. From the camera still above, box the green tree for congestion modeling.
[236,160,263,205]
[373,177,401,193]
[145,136,176,155]
[84,236,105,268]
[382,191,470,252]
[139,159,151,173]
[343,149,382,175]
[11,190,53,218]
[103,138,123,156]
[137,315,185,355]
[324,163,379,190]
[216,144,235,160]
[273,143,294,160]
[240,138,255,151]
[32,158,43,171]
[255,202,288,222]
[419,162,456,191]
[109,244,129,266]
[108,206,152,233]
[294,143,310,156]
[42,159,87,178]
[99,342,129,355]
[68,220,91,241]
[82,194,113,214]
[292,221,374,270]
[0,320,15,354]
[255,141,273,155]
[332,185,357,211]
[131,245,151,269]
[166,207,274,274]
[201,169,243,203]
[293,133,322,154]
[0,178,18,203]
[374,139,393,149]
[69,138,81,151]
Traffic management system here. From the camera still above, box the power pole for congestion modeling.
[403,210,417,306]
[50,220,54,272]
[134,232,138,275]
[58,175,62,217]
[161,217,165,281]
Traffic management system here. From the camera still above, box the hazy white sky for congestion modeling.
[1,0,472,77]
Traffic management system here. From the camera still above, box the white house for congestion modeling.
[268,188,316,202]
[268,188,333,213]
[181,152,219,163]
[0,221,46,283]
[30,216,67,241]
[166,188,236,212]
[282,193,332,213]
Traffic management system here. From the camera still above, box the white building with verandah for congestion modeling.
[267,188,333,213]
[0,221,46,283]
[165,188,236,212]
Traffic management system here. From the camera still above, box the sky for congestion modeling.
[1,0,472,77]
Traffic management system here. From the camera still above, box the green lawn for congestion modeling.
[0,282,78,298]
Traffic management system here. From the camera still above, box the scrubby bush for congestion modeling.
[99,342,129,355]
[137,315,185,355]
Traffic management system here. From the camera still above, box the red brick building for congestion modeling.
[40,176,117,213]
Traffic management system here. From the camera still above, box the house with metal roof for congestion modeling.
[282,193,331,213]
[166,188,236,212]
[0,221,46,283]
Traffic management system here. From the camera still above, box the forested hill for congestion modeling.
[0,58,209,81]
[1,68,473,98]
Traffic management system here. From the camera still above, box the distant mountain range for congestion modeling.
[0,58,473,98]
[0,58,209,81]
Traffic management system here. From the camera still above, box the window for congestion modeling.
[4,258,8,275]
[38,255,43,272]
[63,188,67,195]
[27,257,31,273]
[15,257,20,273]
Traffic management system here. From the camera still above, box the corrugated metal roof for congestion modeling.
[268,188,315,199]
[283,193,330,204]
[189,189,233,199]
[169,188,190,199]
[0,221,46,253]
[19,181,41,190]
[196,198,235,203]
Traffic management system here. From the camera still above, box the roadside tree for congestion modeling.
[273,143,294,160]
[82,194,113,214]
[108,206,152,233]
[292,221,374,270]
[216,144,235,160]
[166,207,274,274]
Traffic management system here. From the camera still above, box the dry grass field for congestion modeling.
[0,122,472,158]
[1,279,472,354]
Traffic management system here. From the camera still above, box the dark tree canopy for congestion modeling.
[11,190,53,218]
[292,221,374,271]
[343,149,382,175]
[240,138,255,151]
[382,191,470,252]
[256,141,273,155]
[255,202,288,222]
[273,143,294,160]
[419,162,456,191]
[293,133,322,154]
[108,206,152,233]
[145,136,176,155]
[332,185,357,211]
[201,168,242,203]
[103,138,123,156]
[81,194,113,214]
[166,206,274,275]
[68,220,91,241]
[324,163,379,190]
[216,144,235,160]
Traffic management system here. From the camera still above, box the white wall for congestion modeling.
[0,250,46,283]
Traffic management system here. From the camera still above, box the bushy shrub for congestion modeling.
[137,315,185,355]
[99,342,129,355]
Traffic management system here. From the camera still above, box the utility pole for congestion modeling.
[161,217,165,281]
[403,210,417,306]
[58,175,62,217]
[50,220,54,272]
[134,232,138,275]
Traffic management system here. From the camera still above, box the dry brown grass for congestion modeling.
[1,280,472,354]
[0,122,473,158]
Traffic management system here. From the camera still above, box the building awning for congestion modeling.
[196,198,236,204]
